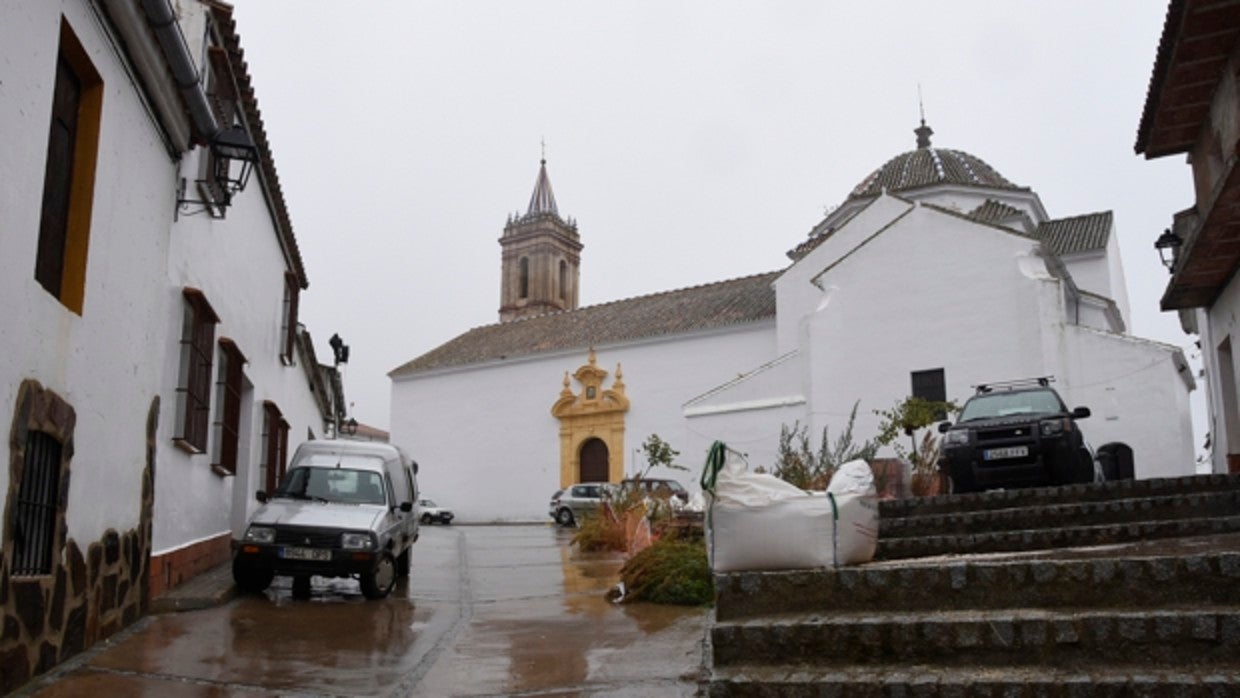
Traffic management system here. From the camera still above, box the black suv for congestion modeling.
[938,379,1095,493]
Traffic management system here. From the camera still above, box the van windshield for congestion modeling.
[275,466,387,506]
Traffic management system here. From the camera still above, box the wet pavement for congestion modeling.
[17,525,708,697]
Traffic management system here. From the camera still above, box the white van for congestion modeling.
[232,440,420,599]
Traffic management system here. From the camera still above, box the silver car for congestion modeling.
[549,482,613,527]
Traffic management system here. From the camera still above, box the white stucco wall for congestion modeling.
[390,322,775,522]
[1202,279,1240,474]
[1051,327,1194,477]
[0,2,180,546]
[152,142,328,553]
[794,203,1060,451]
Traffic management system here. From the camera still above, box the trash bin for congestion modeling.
[1096,442,1134,481]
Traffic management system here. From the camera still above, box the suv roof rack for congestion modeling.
[973,376,1055,394]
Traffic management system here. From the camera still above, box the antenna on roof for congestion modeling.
[915,83,933,149]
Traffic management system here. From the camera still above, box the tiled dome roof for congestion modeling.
[848,122,1022,199]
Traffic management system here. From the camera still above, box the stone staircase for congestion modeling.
[877,474,1240,561]
[705,474,1240,696]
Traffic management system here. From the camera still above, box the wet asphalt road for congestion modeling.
[19,525,708,697]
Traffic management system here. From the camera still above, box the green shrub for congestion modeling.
[571,512,627,552]
[618,536,713,606]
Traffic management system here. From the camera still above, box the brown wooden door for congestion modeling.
[579,438,609,482]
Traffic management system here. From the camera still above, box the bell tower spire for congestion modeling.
[499,154,583,322]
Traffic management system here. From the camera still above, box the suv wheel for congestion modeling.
[948,463,977,495]
[556,508,575,527]
[361,552,397,599]
[232,557,274,594]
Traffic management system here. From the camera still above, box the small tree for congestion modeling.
[635,434,689,479]
[874,396,959,475]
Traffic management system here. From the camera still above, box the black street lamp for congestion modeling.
[1154,228,1183,273]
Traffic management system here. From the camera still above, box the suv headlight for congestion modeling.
[942,429,969,446]
[1040,418,1070,437]
[341,532,375,550]
[243,526,275,544]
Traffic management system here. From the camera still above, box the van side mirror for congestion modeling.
[399,501,413,513]
[411,461,419,474]
[1072,407,1091,419]
[937,422,951,434]
[256,490,268,504]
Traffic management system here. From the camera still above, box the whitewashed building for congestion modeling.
[1135,0,1240,475]
[391,124,1195,524]
[0,0,335,687]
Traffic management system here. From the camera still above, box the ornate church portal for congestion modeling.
[551,350,629,487]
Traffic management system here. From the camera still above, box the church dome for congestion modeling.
[847,121,1023,199]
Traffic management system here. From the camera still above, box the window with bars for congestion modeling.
[911,368,948,420]
[175,288,219,452]
[12,430,62,577]
[280,272,299,365]
[211,338,245,475]
[34,19,102,315]
[260,401,289,492]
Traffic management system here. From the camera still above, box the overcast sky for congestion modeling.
[227,1,1197,443]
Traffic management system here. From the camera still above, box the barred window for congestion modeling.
[260,402,289,492]
[12,431,62,576]
[175,288,219,452]
[280,272,299,364]
[211,339,245,475]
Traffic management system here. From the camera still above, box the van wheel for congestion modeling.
[291,575,312,599]
[361,553,397,599]
[232,558,274,594]
[396,548,411,577]
[420,513,432,525]
[556,508,575,527]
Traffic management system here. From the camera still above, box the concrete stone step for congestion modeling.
[879,474,1240,520]
[879,489,1240,540]
[705,663,1240,697]
[711,606,1240,669]
[876,514,1240,560]
[714,539,1240,622]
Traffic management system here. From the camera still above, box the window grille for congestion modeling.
[212,339,245,474]
[176,288,219,451]
[280,272,299,364]
[12,431,61,576]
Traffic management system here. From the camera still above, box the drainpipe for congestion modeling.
[139,0,219,143]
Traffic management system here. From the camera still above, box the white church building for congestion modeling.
[390,122,1196,523]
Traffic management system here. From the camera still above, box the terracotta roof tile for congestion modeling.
[849,148,1023,199]
[1035,211,1112,255]
[968,199,1025,224]
[390,271,780,377]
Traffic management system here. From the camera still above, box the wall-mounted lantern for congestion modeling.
[176,124,261,218]
[1154,228,1183,273]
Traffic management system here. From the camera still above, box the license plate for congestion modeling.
[983,446,1029,461]
[281,546,331,561]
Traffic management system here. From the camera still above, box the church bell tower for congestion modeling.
[499,159,582,322]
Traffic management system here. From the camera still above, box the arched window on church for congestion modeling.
[519,257,529,299]
[558,260,567,301]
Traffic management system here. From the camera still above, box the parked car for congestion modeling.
[418,498,454,525]
[939,378,1095,493]
[618,477,690,503]
[232,440,420,600]
[549,482,613,527]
